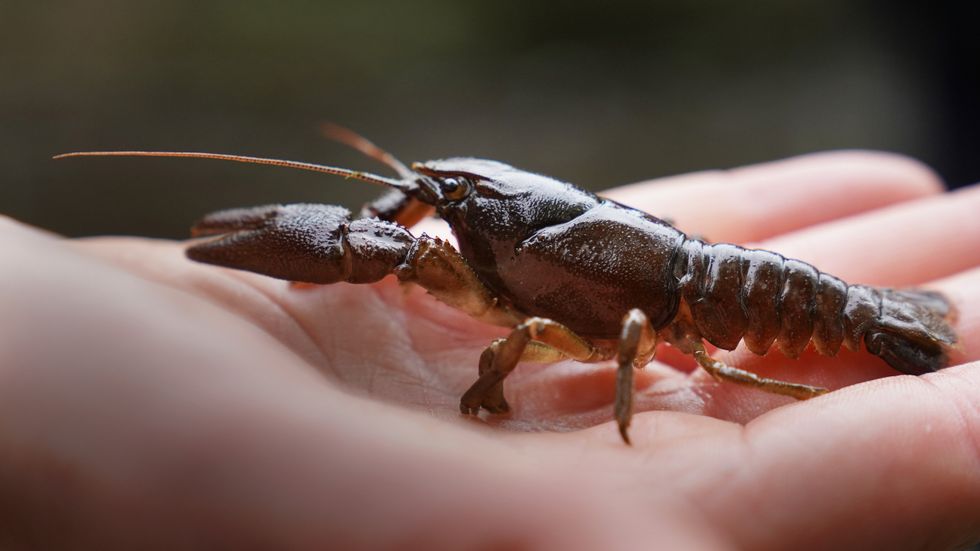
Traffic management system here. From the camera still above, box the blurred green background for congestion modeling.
[3,1,978,238]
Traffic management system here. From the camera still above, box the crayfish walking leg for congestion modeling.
[459,308,659,445]
[615,309,658,444]
[690,342,827,399]
[459,318,599,415]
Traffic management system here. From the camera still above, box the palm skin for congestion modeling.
[1,151,978,550]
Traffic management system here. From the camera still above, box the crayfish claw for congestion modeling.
[187,203,414,285]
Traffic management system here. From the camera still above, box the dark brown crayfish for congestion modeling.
[56,128,958,443]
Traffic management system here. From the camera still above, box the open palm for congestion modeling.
[2,151,978,550]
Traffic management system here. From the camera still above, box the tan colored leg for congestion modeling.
[471,339,567,413]
[615,309,658,445]
[460,317,599,415]
[395,236,522,327]
[473,340,509,413]
[691,342,827,399]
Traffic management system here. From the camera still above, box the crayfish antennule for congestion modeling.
[319,122,413,179]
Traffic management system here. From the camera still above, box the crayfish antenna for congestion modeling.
[52,150,415,192]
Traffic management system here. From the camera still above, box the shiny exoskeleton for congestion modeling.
[56,134,958,443]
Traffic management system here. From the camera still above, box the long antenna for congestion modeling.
[320,123,413,179]
[52,150,414,191]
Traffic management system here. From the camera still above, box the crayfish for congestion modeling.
[56,127,958,443]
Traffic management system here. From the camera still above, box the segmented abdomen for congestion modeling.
[672,239,860,357]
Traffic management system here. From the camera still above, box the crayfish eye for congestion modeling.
[440,177,471,201]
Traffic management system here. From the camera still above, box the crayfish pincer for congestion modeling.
[55,131,958,444]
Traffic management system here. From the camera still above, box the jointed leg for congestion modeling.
[396,236,522,327]
[460,318,599,415]
[397,237,606,415]
[615,309,658,444]
[690,342,827,399]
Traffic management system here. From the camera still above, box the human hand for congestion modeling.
[1,151,977,550]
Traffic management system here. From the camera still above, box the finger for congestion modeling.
[696,363,980,551]
[938,267,980,366]
[566,364,980,550]
[603,151,942,243]
[752,183,980,286]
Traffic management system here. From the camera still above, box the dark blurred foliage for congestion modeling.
[2,0,978,238]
